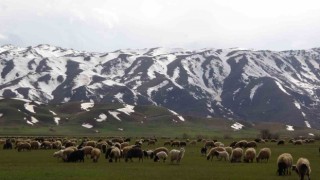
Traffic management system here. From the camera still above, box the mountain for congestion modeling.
[1,44,320,128]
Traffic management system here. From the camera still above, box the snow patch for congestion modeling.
[286,125,294,131]
[250,83,263,100]
[304,121,311,128]
[117,104,135,115]
[81,102,94,111]
[24,103,36,113]
[118,128,124,131]
[109,111,121,121]
[231,122,244,130]
[294,101,301,109]
[275,81,290,95]
[82,123,93,128]
[96,113,107,122]
[168,109,185,121]
[147,80,169,97]
[49,110,57,116]
[54,117,60,125]
[114,93,124,104]
[308,133,314,136]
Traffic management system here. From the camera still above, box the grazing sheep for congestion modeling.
[294,140,303,145]
[213,151,229,161]
[189,140,196,145]
[229,141,237,147]
[143,150,154,159]
[163,141,171,146]
[153,147,169,155]
[80,146,94,158]
[148,140,156,145]
[171,141,180,147]
[40,141,52,149]
[112,138,124,143]
[245,141,257,148]
[122,145,135,158]
[125,146,144,162]
[3,139,13,150]
[91,148,101,163]
[292,158,311,180]
[120,142,129,149]
[106,147,120,163]
[17,142,31,152]
[84,141,97,148]
[206,147,226,161]
[30,141,40,150]
[230,148,243,163]
[205,141,215,148]
[235,140,247,148]
[224,147,232,156]
[179,141,187,147]
[256,148,271,163]
[52,141,62,149]
[201,147,207,156]
[64,141,76,148]
[62,147,77,161]
[243,148,256,163]
[67,150,84,162]
[277,140,285,145]
[277,153,293,176]
[53,149,64,160]
[170,148,185,164]
[154,151,168,162]
[214,142,223,147]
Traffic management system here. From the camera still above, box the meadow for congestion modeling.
[0,137,319,180]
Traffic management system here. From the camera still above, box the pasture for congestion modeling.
[0,138,319,180]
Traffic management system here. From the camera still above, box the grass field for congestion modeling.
[0,138,319,180]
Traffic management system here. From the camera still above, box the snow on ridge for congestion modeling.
[250,83,263,100]
[117,104,135,115]
[275,81,290,95]
[294,101,301,109]
[96,113,107,122]
[24,103,36,113]
[81,102,94,111]
[168,109,185,121]
[114,93,124,104]
[308,133,314,136]
[147,80,169,97]
[286,125,294,131]
[109,111,121,121]
[49,110,57,116]
[54,117,60,125]
[82,123,93,128]
[304,121,311,128]
[231,122,244,130]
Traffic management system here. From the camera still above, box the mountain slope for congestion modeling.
[1,45,320,128]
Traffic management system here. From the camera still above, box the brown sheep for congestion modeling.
[230,148,243,163]
[292,158,311,180]
[206,147,226,161]
[17,142,31,152]
[256,148,271,163]
[243,148,256,163]
[163,141,171,146]
[30,141,40,150]
[80,146,94,158]
[91,148,101,162]
[204,141,215,148]
[84,141,97,147]
[235,140,247,148]
[171,141,180,147]
[245,141,257,148]
[148,140,156,145]
[277,153,293,176]
[189,140,196,145]
[294,140,303,145]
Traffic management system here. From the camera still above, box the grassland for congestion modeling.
[0,138,319,180]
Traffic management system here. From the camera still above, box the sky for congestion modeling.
[0,0,320,52]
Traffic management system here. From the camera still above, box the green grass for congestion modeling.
[0,138,319,179]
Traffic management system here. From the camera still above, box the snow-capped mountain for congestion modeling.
[1,44,320,128]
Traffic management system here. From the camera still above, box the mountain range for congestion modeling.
[1,44,320,128]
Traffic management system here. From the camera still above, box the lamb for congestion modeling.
[230,148,243,163]
[243,148,256,163]
[256,148,271,163]
[154,151,168,162]
[277,153,293,176]
[91,148,101,163]
[213,151,229,161]
[170,148,185,164]
[206,147,226,161]
[292,158,311,180]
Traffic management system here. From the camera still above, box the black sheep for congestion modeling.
[3,139,13,150]
[67,150,85,162]
[200,147,207,156]
[125,147,143,162]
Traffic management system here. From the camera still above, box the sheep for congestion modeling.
[3,139,13,150]
[179,141,187,147]
[53,149,65,160]
[84,140,97,148]
[30,141,40,150]
[80,146,94,158]
[256,148,271,163]
[106,147,120,163]
[235,140,247,148]
[171,141,180,147]
[120,142,129,149]
[67,150,84,162]
[224,147,233,156]
[125,146,144,162]
[114,142,121,149]
[170,148,185,164]
[243,148,256,163]
[277,140,285,145]
[204,141,215,148]
[17,142,31,152]
[201,147,207,156]
[163,141,171,146]
[62,147,77,161]
[214,142,223,147]
[213,151,229,161]
[230,148,243,163]
[229,141,237,147]
[277,153,293,176]
[143,150,154,159]
[122,145,135,158]
[154,151,168,162]
[52,141,62,149]
[292,158,311,180]
[294,140,303,145]
[40,141,52,149]
[90,148,101,163]
[245,141,257,148]
[112,138,124,143]
[189,140,197,145]
[153,147,169,155]
[206,147,226,161]
[148,140,156,145]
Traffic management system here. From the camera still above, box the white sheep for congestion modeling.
[292,158,311,180]
[277,153,293,176]
[53,149,64,160]
[230,148,243,163]
[213,151,229,161]
[224,147,233,156]
[91,148,101,163]
[154,151,168,162]
[256,148,271,163]
[169,148,185,164]
[243,148,256,163]
[206,147,226,161]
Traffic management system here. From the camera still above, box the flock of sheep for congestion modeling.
[1,136,316,180]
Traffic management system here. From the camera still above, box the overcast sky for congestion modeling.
[0,0,320,52]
